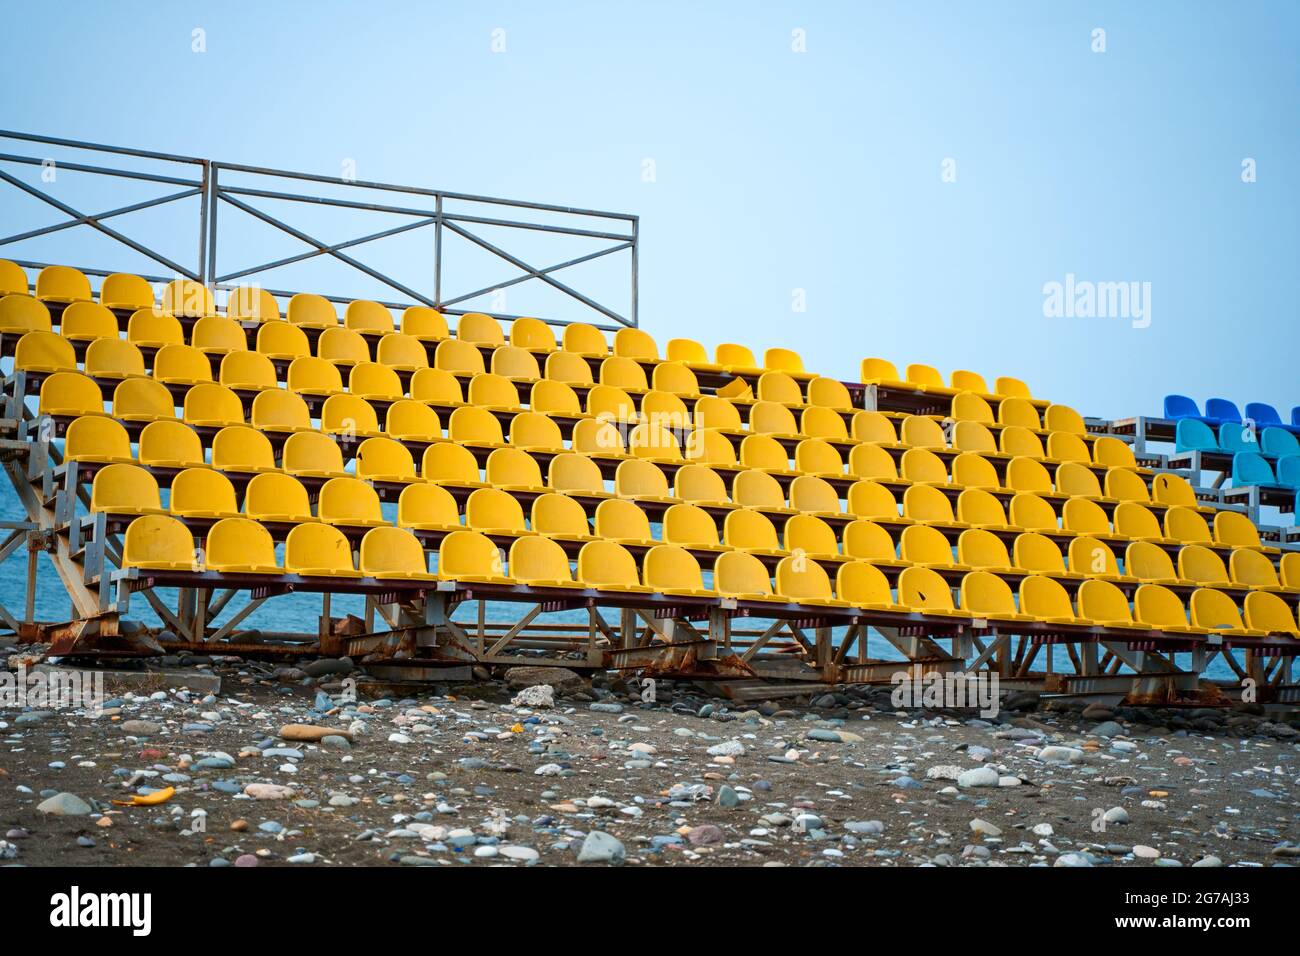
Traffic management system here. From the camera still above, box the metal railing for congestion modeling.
[0,130,638,329]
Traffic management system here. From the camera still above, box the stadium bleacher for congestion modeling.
[3,256,1299,685]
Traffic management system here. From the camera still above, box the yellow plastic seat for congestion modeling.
[733,469,792,512]
[740,434,796,475]
[448,405,505,448]
[1165,506,1213,545]
[749,401,800,438]
[961,570,1033,622]
[455,312,503,347]
[35,265,92,304]
[847,443,902,484]
[953,421,998,457]
[577,540,651,591]
[486,446,547,491]
[531,493,593,541]
[86,337,147,380]
[423,443,485,488]
[716,343,763,375]
[360,527,437,580]
[0,259,27,297]
[139,420,206,469]
[318,476,386,528]
[1230,548,1285,591]
[59,301,118,343]
[226,286,280,323]
[650,361,699,398]
[255,321,310,362]
[1092,436,1139,470]
[1189,588,1262,636]
[614,458,672,502]
[1283,553,1300,590]
[438,529,509,582]
[1062,497,1111,536]
[396,482,460,532]
[378,332,430,372]
[349,362,404,401]
[192,315,248,356]
[548,452,609,497]
[211,425,275,474]
[161,280,215,319]
[1006,457,1053,495]
[995,376,1032,399]
[508,535,580,587]
[1046,431,1090,464]
[1009,493,1059,534]
[14,330,75,373]
[285,523,361,577]
[121,514,196,569]
[1055,461,1106,500]
[1019,574,1080,625]
[468,371,524,412]
[684,428,738,468]
[530,378,583,417]
[401,306,449,343]
[321,393,382,438]
[764,347,809,379]
[508,316,556,353]
[64,416,133,464]
[774,555,846,605]
[168,467,239,518]
[801,405,850,443]
[1125,540,1186,586]
[951,391,995,425]
[113,377,176,422]
[899,416,945,450]
[714,551,778,600]
[901,523,962,569]
[343,300,393,336]
[1076,578,1144,628]
[409,367,465,405]
[673,463,732,507]
[91,464,165,516]
[695,396,745,433]
[1014,532,1075,578]
[217,352,277,394]
[244,472,314,523]
[1178,544,1231,587]
[901,448,953,488]
[1114,501,1173,544]
[664,503,727,551]
[723,508,783,555]
[600,355,649,392]
[957,489,1015,530]
[98,272,154,312]
[807,377,852,412]
[385,399,442,442]
[902,483,963,526]
[784,513,839,559]
[1214,511,1267,551]
[794,438,843,478]
[608,327,655,363]
[757,370,804,407]
[434,338,485,375]
[465,487,530,535]
[641,390,690,431]
[842,520,906,567]
[283,430,347,478]
[286,356,344,396]
[491,344,541,382]
[587,384,639,423]
[957,528,1014,572]
[1243,590,1300,637]
[319,327,372,368]
[789,475,843,518]
[837,561,899,609]
[39,371,105,418]
[1151,473,1201,510]
[0,294,52,334]
[642,545,708,595]
[952,452,1001,491]
[897,566,965,616]
[356,436,418,483]
[999,425,1045,459]
[1132,584,1201,633]
[847,480,909,524]
[595,497,655,545]
[665,338,720,373]
[1105,467,1151,503]
[1044,404,1086,435]
[251,389,312,434]
[206,517,280,573]
[126,308,183,349]
[628,423,681,463]
[152,343,213,386]
[285,292,337,329]
[544,350,595,386]
[1069,535,1135,582]
[998,397,1041,430]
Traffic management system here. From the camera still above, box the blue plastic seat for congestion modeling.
[1276,455,1300,491]
[1174,419,1218,454]
[1261,426,1300,459]
[1219,423,1261,456]
[1244,402,1283,428]
[1292,406,1300,429]
[1163,394,1203,421]
[1231,452,1282,489]
[1204,398,1242,425]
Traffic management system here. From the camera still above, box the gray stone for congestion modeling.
[37,792,92,816]
[577,830,625,864]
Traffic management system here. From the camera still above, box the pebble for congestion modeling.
[577,831,625,863]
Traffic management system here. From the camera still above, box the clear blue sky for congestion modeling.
[1,0,1296,421]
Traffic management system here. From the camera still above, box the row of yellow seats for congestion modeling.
[115,513,1297,639]
[861,357,1035,402]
